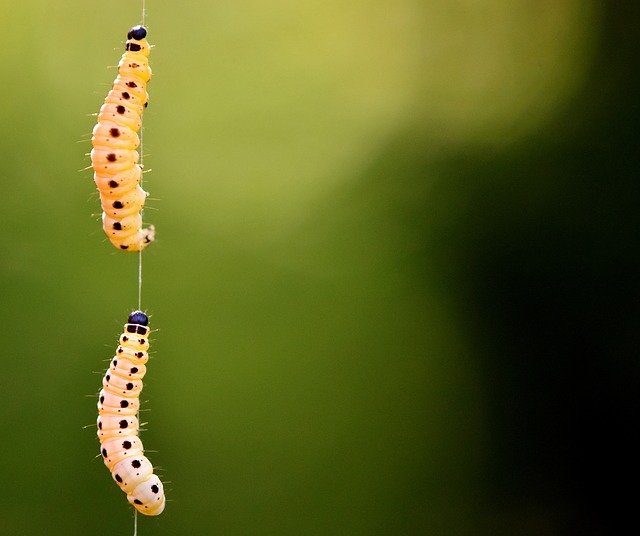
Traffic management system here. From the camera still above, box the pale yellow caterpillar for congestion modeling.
[97,311,165,516]
[91,25,155,252]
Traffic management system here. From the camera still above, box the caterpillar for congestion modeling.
[91,25,155,252]
[97,310,165,516]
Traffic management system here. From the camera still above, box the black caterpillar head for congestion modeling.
[128,25,147,40]
[128,311,149,326]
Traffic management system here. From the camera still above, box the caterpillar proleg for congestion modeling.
[97,310,165,516]
[91,26,155,252]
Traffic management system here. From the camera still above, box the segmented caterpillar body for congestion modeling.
[97,311,165,516]
[91,26,155,252]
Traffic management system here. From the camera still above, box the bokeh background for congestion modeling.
[0,1,637,534]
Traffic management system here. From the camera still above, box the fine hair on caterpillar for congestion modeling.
[97,310,165,515]
[91,25,155,252]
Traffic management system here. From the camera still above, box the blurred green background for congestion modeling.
[1,1,637,534]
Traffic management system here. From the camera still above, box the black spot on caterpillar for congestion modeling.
[97,310,165,516]
[90,25,155,252]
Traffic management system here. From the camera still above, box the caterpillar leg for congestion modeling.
[105,224,155,252]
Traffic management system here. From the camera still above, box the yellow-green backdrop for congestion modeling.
[0,1,636,534]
